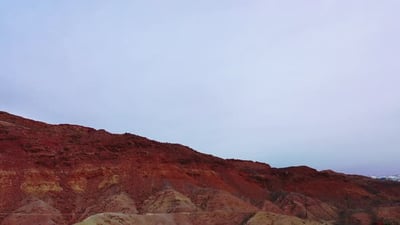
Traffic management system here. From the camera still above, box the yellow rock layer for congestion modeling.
[68,177,88,193]
[20,169,63,194]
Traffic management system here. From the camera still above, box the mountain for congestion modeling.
[372,175,400,182]
[386,175,400,182]
[0,111,399,225]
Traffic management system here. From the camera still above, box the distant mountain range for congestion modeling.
[372,175,400,182]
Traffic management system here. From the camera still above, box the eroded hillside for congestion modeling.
[0,111,399,225]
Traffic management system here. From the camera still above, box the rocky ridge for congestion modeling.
[0,111,399,225]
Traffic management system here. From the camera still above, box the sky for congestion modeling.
[1,1,399,176]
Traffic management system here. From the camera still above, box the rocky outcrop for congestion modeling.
[244,212,332,225]
[191,188,258,212]
[77,192,138,222]
[73,211,333,225]
[74,213,179,225]
[141,189,198,213]
[1,198,66,225]
[273,192,338,220]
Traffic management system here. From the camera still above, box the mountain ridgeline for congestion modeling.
[0,111,399,225]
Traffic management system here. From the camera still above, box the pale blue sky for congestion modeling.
[1,1,400,176]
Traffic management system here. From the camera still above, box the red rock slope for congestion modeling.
[0,111,399,225]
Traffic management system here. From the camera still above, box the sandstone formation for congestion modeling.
[74,211,332,225]
[1,198,66,225]
[0,111,399,225]
[141,189,198,213]
[273,192,337,220]
[244,211,332,225]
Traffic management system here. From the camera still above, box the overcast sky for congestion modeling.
[1,1,399,176]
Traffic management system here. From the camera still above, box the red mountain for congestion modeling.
[0,111,399,225]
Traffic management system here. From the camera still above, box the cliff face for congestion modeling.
[0,111,399,225]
